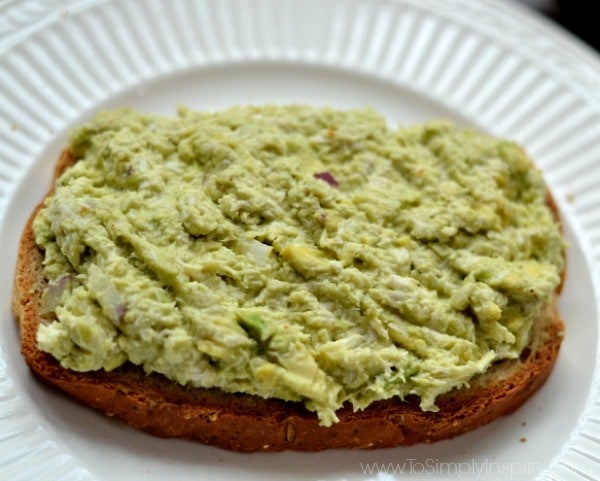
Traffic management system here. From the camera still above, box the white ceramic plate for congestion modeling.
[1,1,599,480]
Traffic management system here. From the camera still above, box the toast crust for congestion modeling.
[12,150,565,452]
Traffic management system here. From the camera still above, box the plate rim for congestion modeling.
[1,1,600,480]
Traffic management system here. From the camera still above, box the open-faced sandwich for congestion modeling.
[12,105,565,451]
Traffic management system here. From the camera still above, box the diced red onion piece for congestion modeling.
[314,172,339,187]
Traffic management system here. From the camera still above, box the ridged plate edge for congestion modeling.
[0,1,599,480]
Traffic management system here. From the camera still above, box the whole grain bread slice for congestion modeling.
[12,150,565,452]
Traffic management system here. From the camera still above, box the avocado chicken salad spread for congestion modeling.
[34,105,564,426]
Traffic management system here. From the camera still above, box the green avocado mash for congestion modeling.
[34,105,564,426]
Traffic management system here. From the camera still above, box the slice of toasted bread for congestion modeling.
[12,149,564,452]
